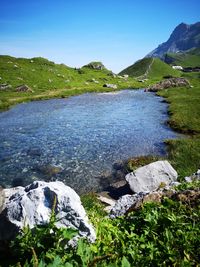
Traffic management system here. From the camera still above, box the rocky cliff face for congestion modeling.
[146,22,200,59]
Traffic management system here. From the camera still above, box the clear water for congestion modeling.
[0,90,179,194]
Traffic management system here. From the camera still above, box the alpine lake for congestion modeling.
[0,89,180,194]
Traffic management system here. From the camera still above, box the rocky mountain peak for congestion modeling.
[169,23,189,41]
[146,22,200,59]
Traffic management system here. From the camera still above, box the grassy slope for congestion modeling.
[0,55,142,110]
[157,72,200,179]
[165,48,200,67]
[148,58,180,79]
[119,57,152,77]
[119,57,180,80]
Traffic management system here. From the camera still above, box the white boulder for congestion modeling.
[103,83,118,89]
[0,181,95,243]
[125,160,177,193]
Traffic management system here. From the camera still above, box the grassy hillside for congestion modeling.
[119,57,180,80]
[157,72,200,179]
[164,48,200,67]
[0,55,141,110]
[148,58,180,79]
[119,57,152,77]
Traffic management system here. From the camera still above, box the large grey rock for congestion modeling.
[125,160,178,193]
[0,181,95,243]
[109,192,147,218]
[148,77,190,92]
[83,62,105,70]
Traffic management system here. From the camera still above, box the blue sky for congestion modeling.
[0,0,199,72]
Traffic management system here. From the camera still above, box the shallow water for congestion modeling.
[0,90,179,193]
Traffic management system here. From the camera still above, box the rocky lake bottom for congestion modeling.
[0,89,180,194]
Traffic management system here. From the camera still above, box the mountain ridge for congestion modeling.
[146,22,200,59]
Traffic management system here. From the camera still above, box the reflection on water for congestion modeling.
[0,90,179,194]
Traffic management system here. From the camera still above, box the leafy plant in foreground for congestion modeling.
[2,194,200,266]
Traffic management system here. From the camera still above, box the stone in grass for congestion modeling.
[0,181,96,245]
[109,192,147,218]
[185,169,200,183]
[103,83,118,89]
[15,84,33,93]
[0,83,12,90]
[125,160,178,193]
[148,77,190,92]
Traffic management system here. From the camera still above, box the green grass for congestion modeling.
[148,58,180,80]
[158,85,200,134]
[165,48,200,67]
[119,57,152,77]
[127,155,162,172]
[2,196,200,266]
[156,72,200,180]
[0,55,142,111]
[119,57,180,80]
[165,138,200,180]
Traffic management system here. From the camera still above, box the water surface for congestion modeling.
[0,90,179,193]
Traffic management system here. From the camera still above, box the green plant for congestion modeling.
[127,155,161,171]
[8,197,78,266]
[0,194,199,267]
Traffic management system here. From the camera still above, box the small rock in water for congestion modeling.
[36,164,63,176]
[27,148,42,157]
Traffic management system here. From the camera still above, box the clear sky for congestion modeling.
[0,0,199,73]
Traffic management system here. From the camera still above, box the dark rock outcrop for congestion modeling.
[15,84,33,92]
[148,77,190,92]
[83,62,105,70]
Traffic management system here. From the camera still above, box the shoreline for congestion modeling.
[0,85,141,112]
